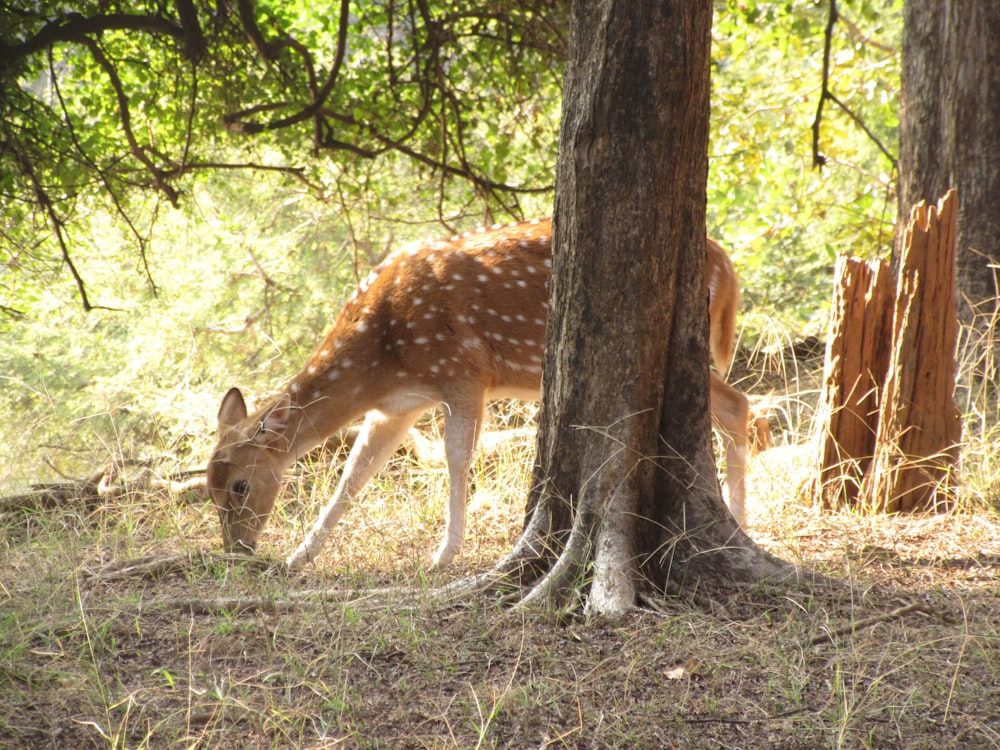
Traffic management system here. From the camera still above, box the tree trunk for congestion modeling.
[487,0,787,615]
[811,255,895,510]
[898,1,1000,347]
[862,191,962,512]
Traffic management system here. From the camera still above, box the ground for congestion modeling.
[2,417,999,749]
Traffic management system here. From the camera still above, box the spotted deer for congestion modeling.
[207,218,751,571]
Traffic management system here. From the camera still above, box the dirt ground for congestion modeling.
[2,441,999,750]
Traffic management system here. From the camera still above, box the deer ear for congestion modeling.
[252,393,293,446]
[218,388,248,431]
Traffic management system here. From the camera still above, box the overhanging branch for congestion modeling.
[11,141,95,311]
[811,0,897,172]
[222,0,351,144]
[0,12,188,71]
[80,36,180,206]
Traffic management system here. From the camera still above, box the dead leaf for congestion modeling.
[664,658,703,679]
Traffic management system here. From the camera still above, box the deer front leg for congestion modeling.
[286,408,423,570]
[431,396,485,569]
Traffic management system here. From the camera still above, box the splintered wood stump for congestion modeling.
[862,191,961,512]
[811,255,895,509]
[813,189,961,513]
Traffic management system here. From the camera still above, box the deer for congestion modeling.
[206,218,752,571]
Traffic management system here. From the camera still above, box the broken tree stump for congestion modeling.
[811,255,895,509]
[812,189,961,513]
[861,190,961,512]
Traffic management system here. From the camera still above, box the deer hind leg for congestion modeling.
[432,393,487,569]
[286,408,424,570]
[709,372,750,527]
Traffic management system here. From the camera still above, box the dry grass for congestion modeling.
[2,350,1000,749]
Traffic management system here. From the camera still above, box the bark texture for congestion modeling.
[813,192,961,515]
[811,256,895,509]
[500,0,787,615]
[863,191,962,512]
[898,1,1000,333]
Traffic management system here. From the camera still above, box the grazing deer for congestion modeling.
[207,218,751,570]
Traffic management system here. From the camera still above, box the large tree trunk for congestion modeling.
[486,0,787,615]
[898,1,1000,340]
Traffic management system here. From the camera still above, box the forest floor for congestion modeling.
[2,374,999,749]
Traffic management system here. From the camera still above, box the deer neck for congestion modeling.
[276,326,387,461]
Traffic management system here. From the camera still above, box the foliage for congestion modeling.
[1,0,565,312]
[0,0,906,486]
[710,0,901,336]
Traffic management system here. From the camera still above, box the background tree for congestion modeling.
[897,0,1000,340]
[479,0,787,615]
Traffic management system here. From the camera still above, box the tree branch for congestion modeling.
[811,0,838,169]
[825,89,898,171]
[173,0,206,64]
[0,12,187,71]
[80,36,180,206]
[223,0,351,141]
[10,141,95,311]
[47,48,160,298]
[811,0,898,172]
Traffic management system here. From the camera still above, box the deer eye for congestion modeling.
[231,480,249,499]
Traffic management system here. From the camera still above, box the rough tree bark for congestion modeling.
[898,1,1000,340]
[472,0,788,615]
[813,192,961,515]
[862,191,962,513]
[811,256,894,509]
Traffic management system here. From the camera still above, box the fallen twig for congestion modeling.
[808,601,930,646]
[84,550,270,582]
